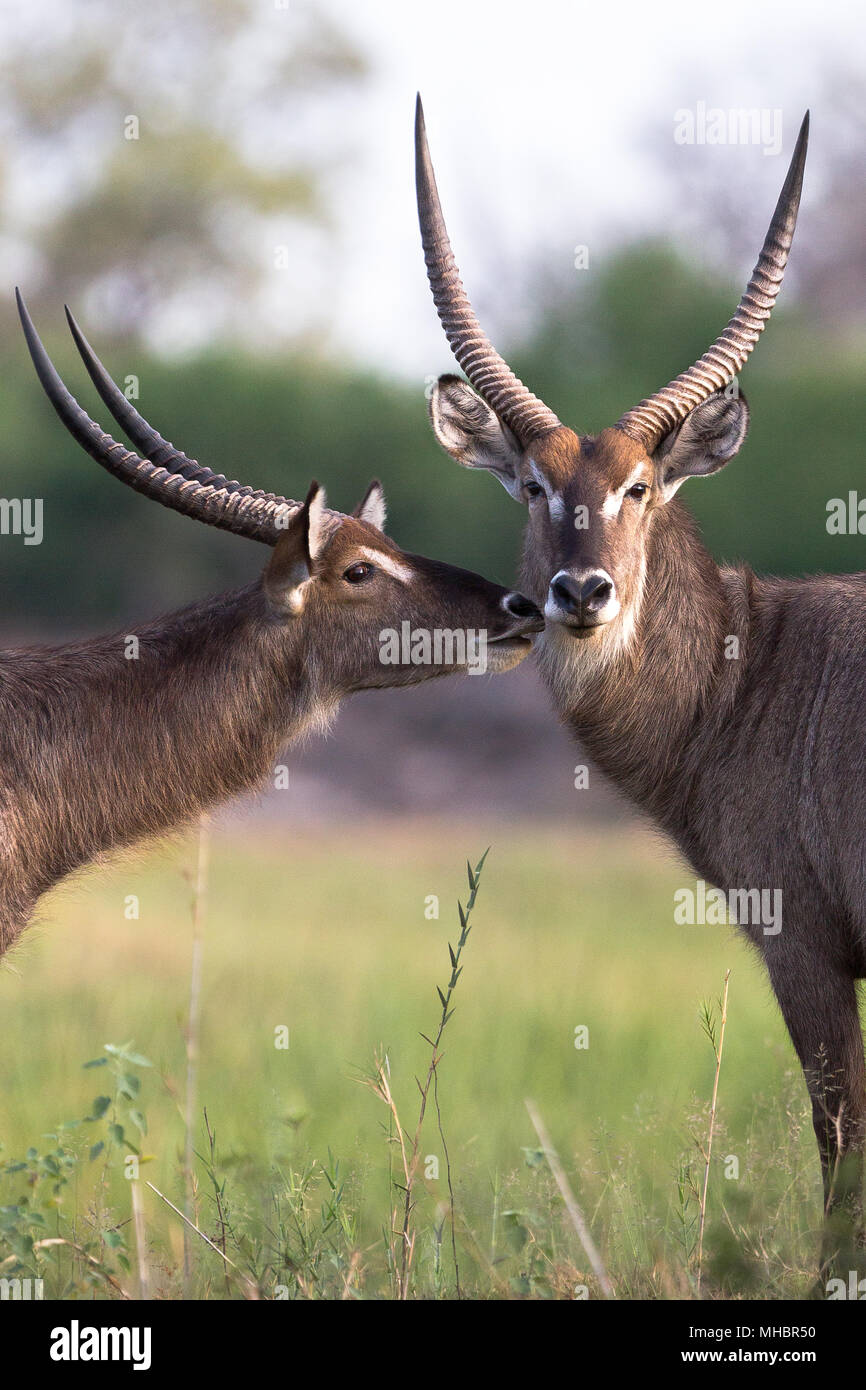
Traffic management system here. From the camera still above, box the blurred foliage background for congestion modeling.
[0,0,863,1304]
[0,0,862,632]
[2,272,864,630]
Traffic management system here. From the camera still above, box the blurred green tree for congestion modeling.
[0,0,366,348]
[2,241,862,632]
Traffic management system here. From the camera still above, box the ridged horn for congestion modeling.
[63,306,291,510]
[617,112,809,452]
[17,291,340,546]
[415,94,562,445]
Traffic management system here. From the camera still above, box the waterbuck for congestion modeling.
[0,293,542,955]
[415,99,866,1272]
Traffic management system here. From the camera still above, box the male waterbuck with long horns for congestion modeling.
[0,293,542,955]
[416,99,866,1270]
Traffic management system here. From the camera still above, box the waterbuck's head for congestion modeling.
[17,293,543,694]
[416,98,808,658]
[256,476,544,689]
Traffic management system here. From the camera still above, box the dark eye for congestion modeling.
[626,483,649,500]
[523,480,544,499]
[343,561,375,584]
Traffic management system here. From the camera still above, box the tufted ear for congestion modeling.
[353,479,387,532]
[653,389,750,503]
[263,481,327,616]
[653,392,750,501]
[428,374,524,499]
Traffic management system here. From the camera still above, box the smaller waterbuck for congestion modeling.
[0,294,542,955]
[416,99,866,1274]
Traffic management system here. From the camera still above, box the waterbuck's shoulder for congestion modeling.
[747,570,866,633]
[728,571,866,714]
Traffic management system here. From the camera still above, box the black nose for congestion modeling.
[504,591,540,619]
[550,571,614,617]
[503,591,545,634]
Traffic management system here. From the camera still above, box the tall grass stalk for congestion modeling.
[131,1178,149,1299]
[183,813,210,1291]
[525,1097,614,1298]
[365,1052,412,1295]
[696,968,731,1293]
[146,1179,257,1297]
[363,847,490,1299]
[198,1106,230,1297]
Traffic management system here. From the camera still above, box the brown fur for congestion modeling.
[0,505,540,955]
[430,379,866,1274]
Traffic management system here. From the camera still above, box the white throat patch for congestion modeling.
[536,551,646,711]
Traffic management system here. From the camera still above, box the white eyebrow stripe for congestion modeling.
[601,462,651,518]
[528,459,554,498]
[357,546,413,584]
[623,462,649,491]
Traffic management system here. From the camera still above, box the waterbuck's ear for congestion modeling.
[428,374,523,499]
[653,392,750,501]
[353,479,387,531]
[263,481,328,616]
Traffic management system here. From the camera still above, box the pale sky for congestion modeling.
[307,0,860,380]
[1,0,860,378]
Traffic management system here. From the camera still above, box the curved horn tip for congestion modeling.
[15,288,37,357]
[14,288,30,339]
[414,95,430,170]
[14,286,30,323]
[790,110,810,175]
[781,112,810,198]
[15,290,56,387]
[414,94,437,186]
[63,303,88,349]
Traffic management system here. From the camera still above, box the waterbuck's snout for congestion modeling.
[485,588,545,664]
[546,568,620,635]
[502,590,545,629]
[487,588,545,649]
[482,588,544,672]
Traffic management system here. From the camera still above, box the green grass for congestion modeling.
[0,819,821,1299]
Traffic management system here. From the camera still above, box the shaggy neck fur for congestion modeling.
[532,498,752,827]
[0,584,329,953]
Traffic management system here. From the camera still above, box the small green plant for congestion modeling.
[0,1041,152,1298]
[674,1154,700,1263]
